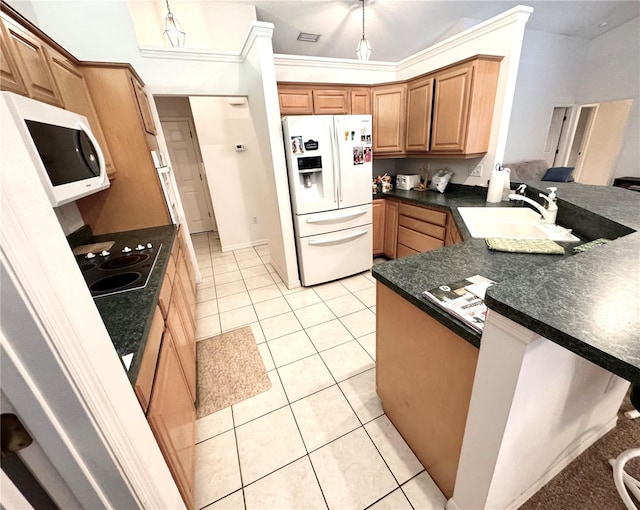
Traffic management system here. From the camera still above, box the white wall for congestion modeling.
[577,17,640,179]
[503,30,584,163]
[189,96,267,251]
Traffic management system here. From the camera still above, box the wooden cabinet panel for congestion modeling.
[446,213,463,246]
[397,226,444,253]
[131,76,157,135]
[46,48,117,179]
[376,283,478,499]
[396,243,419,259]
[134,306,164,414]
[278,85,313,115]
[1,14,61,106]
[383,200,398,259]
[405,76,434,152]
[398,203,447,226]
[313,89,349,114]
[399,215,445,240]
[148,328,195,510]
[372,199,385,256]
[372,83,406,154]
[78,65,169,234]
[350,87,371,115]
[431,64,473,153]
[0,19,27,95]
[166,280,196,403]
[430,57,501,155]
[158,274,173,318]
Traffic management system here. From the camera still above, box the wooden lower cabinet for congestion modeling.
[148,327,196,510]
[383,200,399,259]
[446,213,463,246]
[134,306,165,414]
[396,202,446,258]
[372,199,385,256]
[376,283,478,499]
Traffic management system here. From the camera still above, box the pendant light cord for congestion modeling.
[362,0,365,40]
[165,0,172,15]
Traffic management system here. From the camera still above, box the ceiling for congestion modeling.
[231,0,640,62]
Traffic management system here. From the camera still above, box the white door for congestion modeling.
[543,107,567,166]
[283,115,337,215]
[573,99,633,185]
[334,115,373,209]
[161,120,216,234]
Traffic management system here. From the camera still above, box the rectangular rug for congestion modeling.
[196,326,271,419]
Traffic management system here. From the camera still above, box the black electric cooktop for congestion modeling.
[76,241,162,298]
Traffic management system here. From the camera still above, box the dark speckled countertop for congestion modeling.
[87,225,177,384]
[372,182,640,384]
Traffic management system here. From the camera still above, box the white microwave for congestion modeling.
[2,91,110,207]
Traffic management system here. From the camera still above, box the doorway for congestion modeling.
[161,118,216,234]
[543,106,569,166]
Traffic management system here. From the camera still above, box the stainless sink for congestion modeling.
[457,207,580,241]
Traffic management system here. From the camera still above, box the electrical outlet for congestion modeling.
[252,216,258,224]
[469,164,483,177]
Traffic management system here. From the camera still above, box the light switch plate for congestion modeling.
[470,165,483,177]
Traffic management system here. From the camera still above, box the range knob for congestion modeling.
[85,252,96,259]
[135,244,145,251]
[146,243,153,249]
[122,246,132,253]
[99,250,110,257]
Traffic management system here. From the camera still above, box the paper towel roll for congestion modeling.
[486,168,505,203]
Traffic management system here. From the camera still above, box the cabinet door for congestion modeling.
[383,200,398,259]
[47,49,117,179]
[313,88,349,114]
[278,85,313,115]
[131,76,157,135]
[1,14,62,106]
[0,19,27,95]
[372,199,386,256]
[350,87,371,115]
[405,76,433,152]
[372,83,406,154]
[134,306,164,414]
[147,329,195,510]
[166,279,196,403]
[430,64,473,153]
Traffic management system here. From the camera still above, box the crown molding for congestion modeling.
[139,46,242,62]
[274,53,396,73]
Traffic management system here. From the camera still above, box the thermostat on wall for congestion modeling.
[235,144,246,152]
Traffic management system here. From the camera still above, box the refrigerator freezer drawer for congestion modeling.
[295,204,372,237]
[296,225,373,286]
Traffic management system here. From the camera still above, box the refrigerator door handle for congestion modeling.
[306,208,368,224]
[330,122,339,203]
[308,229,369,246]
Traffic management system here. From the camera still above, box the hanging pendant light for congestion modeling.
[356,0,371,61]
[164,0,186,47]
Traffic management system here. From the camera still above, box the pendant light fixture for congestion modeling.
[356,0,371,61]
[164,0,186,47]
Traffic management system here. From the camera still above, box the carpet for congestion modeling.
[520,390,640,510]
[196,326,271,419]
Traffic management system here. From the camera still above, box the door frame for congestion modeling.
[160,116,217,233]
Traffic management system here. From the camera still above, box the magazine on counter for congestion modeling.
[422,275,496,333]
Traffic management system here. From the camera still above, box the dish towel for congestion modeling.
[485,237,565,255]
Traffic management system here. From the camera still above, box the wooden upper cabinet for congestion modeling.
[0,19,27,95]
[313,88,349,114]
[278,85,313,115]
[430,56,501,155]
[350,87,371,115]
[131,76,157,135]
[46,49,117,179]
[372,83,406,154]
[405,76,434,152]
[0,14,61,106]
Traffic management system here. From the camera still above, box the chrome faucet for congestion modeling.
[508,187,558,224]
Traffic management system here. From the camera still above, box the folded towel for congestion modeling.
[485,237,565,255]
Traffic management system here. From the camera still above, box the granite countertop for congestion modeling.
[372,183,640,384]
[89,224,177,384]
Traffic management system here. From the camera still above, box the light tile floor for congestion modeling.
[191,232,447,510]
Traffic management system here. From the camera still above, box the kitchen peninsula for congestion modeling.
[371,182,639,509]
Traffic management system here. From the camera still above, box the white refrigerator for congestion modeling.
[282,115,373,287]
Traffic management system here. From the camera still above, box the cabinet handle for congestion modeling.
[308,229,368,246]
[306,208,368,224]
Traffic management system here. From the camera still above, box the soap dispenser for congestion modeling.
[539,187,558,224]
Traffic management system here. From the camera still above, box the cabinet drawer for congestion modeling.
[396,243,419,259]
[398,203,447,226]
[399,215,446,240]
[158,274,173,318]
[398,226,444,253]
[134,305,164,414]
